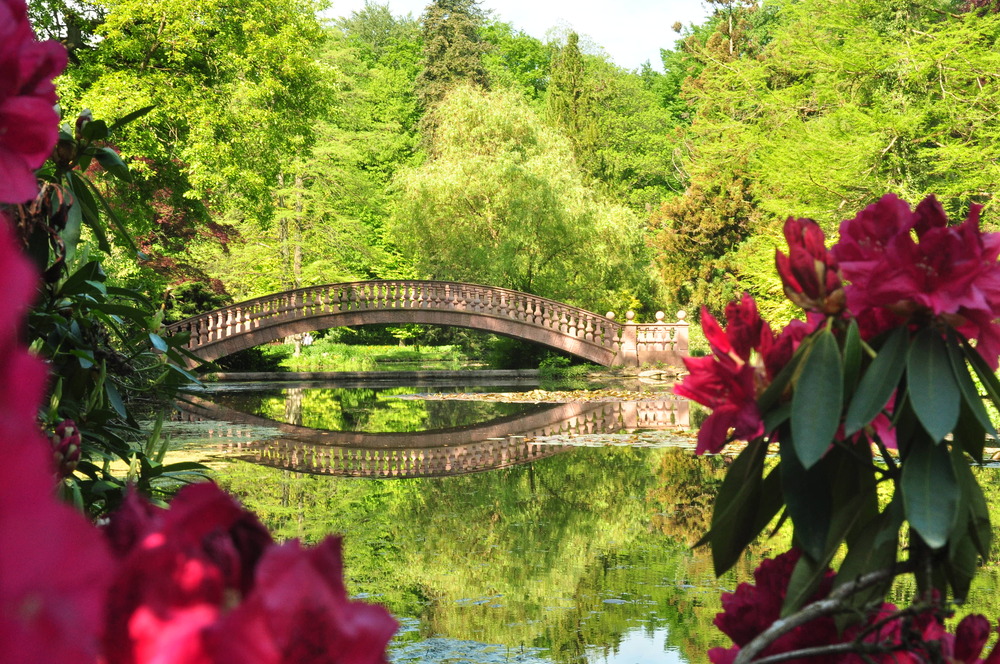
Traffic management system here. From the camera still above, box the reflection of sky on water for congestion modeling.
[585,628,686,664]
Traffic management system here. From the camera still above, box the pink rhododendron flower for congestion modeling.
[102,483,274,664]
[204,537,399,664]
[832,194,1000,365]
[0,215,114,664]
[710,549,842,664]
[49,418,82,477]
[0,0,67,203]
[675,294,815,454]
[711,548,1000,664]
[776,217,845,315]
[675,294,770,454]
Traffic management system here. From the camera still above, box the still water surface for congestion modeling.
[169,380,1000,664]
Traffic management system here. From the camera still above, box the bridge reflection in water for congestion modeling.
[176,396,690,479]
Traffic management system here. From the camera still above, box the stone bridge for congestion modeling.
[175,395,690,478]
[165,280,688,367]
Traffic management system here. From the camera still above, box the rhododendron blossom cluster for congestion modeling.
[710,550,1000,664]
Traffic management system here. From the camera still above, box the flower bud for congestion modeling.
[75,109,93,140]
[776,217,845,315]
[50,419,81,477]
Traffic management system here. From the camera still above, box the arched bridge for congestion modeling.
[166,280,688,367]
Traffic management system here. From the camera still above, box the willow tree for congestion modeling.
[390,84,661,315]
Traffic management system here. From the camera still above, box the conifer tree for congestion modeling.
[415,0,489,114]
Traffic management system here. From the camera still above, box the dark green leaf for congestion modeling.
[763,402,790,432]
[757,336,809,415]
[962,338,1000,411]
[95,147,131,181]
[945,331,995,442]
[902,439,959,549]
[78,176,138,254]
[844,327,908,437]
[782,553,828,618]
[67,171,112,253]
[954,399,987,464]
[947,535,978,603]
[833,500,903,630]
[791,328,842,469]
[109,105,155,133]
[105,382,128,420]
[950,445,992,559]
[704,439,769,576]
[81,119,109,140]
[908,327,961,443]
[780,440,831,561]
[842,319,862,401]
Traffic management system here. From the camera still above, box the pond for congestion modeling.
[166,378,1000,664]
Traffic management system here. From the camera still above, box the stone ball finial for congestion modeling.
[625,310,635,322]
[606,311,615,320]
[655,311,665,322]
[677,310,687,320]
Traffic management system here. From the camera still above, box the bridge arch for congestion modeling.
[165,280,688,367]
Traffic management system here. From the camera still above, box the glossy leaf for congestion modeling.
[962,337,1000,411]
[149,333,169,353]
[95,147,131,181]
[908,327,960,443]
[950,444,992,559]
[780,440,831,561]
[945,331,995,440]
[781,553,828,619]
[844,327,907,437]
[902,439,959,549]
[791,328,842,469]
[841,319,862,400]
[833,500,903,630]
[757,338,808,416]
[705,440,770,576]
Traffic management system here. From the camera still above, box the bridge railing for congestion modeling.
[165,280,689,367]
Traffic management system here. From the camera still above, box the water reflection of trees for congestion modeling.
[216,387,531,433]
[216,446,1000,664]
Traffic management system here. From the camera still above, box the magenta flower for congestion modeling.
[0,215,114,664]
[710,549,841,664]
[205,537,399,664]
[674,294,770,454]
[832,194,1000,365]
[776,217,845,315]
[102,483,274,664]
[0,0,67,203]
[49,419,82,477]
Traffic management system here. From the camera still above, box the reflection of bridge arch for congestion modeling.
[175,396,689,478]
[165,280,688,367]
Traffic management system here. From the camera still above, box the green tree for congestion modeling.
[415,0,490,141]
[390,84,660,315]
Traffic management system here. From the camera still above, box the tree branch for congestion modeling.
[733,564,913,664]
